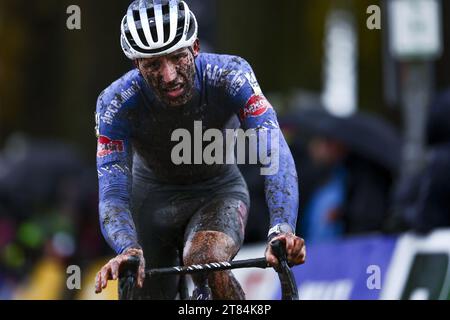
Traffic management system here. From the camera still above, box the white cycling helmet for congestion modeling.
[120,0,198,59]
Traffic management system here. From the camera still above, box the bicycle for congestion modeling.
[118,240,299,300]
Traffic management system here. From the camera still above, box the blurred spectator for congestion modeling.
[0,133,106,298]
[281,109,400,242]
[301,137,347,242]
[393,89,450,233]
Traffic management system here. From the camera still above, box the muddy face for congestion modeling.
[137,47,197,107]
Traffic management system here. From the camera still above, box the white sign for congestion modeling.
[388,0,442,60]
[322,10,358,118]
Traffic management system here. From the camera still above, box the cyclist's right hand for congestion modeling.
[95,248,145,294]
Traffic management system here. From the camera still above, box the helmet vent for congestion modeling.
[120,0,198,59]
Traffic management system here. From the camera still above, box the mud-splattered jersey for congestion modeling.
[95,53,299,254]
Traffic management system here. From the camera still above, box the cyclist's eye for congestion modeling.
[142,61,159,71]
[173,54,186,61]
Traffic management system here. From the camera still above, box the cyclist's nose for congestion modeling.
[160,60,178,83]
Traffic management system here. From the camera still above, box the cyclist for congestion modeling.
[94,0,306,299]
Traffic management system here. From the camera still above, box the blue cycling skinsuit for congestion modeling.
[95,53,299,298]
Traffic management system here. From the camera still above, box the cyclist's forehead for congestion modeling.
[140,48,190,64]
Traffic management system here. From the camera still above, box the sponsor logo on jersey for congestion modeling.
[228,70,246,96]
[240,94,272,120]
[100,80,140,126]
[97,135,124,158]
[204,64,246,96]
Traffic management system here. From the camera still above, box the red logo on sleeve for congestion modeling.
[239,94,272,120]
[97,136,124,158]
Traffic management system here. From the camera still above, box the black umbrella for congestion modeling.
[0,134,89,218]
[281,108,402,173]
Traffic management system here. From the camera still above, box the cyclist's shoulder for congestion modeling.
[97,69,143,110]
[96,69,144,127]
[197,53,257,98]
[197,52,254,73]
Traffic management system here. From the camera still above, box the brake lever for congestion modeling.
[270,239,299,300]
[270,240,289,268]
[118,255,140,300]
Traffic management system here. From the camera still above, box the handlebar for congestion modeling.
[119,240,299,300]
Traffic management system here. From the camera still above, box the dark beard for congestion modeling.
[147,60,196,107]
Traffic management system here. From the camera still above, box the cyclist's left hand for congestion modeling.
[265,233,306,270]
[95,248,145,294]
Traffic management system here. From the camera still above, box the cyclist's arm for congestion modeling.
[95,94,141,255]
[227,57,299,235]
[225,57,305,267]
[240,107,299,234]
